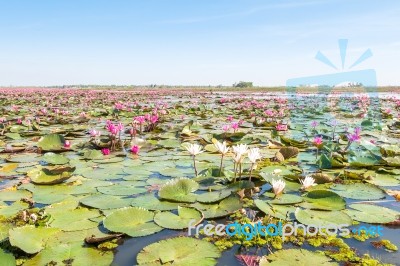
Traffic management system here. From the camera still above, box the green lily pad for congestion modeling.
[80,194,132,210]
[29,168,73,185]
[301,190,345,211]
[136,237,220,265]
[345,204,400,224]
[131,194,179,211]
[43,152,70,165]
[261,192,303,205]
[49,208,101,231]
[23,242,113,266]
[154,206,203,229]
[0,249,15,266]
[103,207,162,237]
[0,189,31,201]
[9,226,60,254]
[97,183,147,196]
[158,178,199,203]
[196,190,232,203]
[260,249,338,265]
[192,196,242,218]
[295,208,352,226]
[254,199,295,220]
[83,149,103,160]
[330,183,386,200]
[37,134,65,151]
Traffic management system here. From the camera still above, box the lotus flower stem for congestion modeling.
[233,162,237,182]
[249,163,254,182]
[192,155,198,176]
[219,154,224,176]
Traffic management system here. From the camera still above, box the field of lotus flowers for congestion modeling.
[0,87,399,265]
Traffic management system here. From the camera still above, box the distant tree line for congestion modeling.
[233,81,253,88]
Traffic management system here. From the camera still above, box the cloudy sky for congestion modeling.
[0,0,399,86]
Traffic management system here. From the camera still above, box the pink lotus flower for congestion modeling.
[64,140,71,149]
[276,124,288,131]
[115,102,124,110]
[347,127,361,143]
[101,148,110,155]
[264,109,275,117]
[134,116,146,124]
[227,115,233,122]
[231,122,239,132]
[117,122,124,131]
[150,115,159,124]
[17,118,22,124]
[222,125,230,132]
[130,145,140,155]
[311,121,318,128]
[313,136,323,147]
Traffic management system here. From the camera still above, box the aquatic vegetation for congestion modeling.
[0,88,399,265]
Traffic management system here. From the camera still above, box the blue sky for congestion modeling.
[0,0,399,86]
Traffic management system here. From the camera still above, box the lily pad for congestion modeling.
[295,208,352,226]
[103,207,162,237]
[158,178,199,203]
[0,249,15,266]
[345,204,400,224]
[131,194,179,211]
[29,168,73,185]
[136,237,220,265]
[192,196,242,218]
[196,190,232,203]
[80,194,132,210]
[37,134,65,151]
[260,249,338,265]
[254,199,295,220]
[330,183,386,200]
[154,206,203,229]
[9,226,60,254]
[301,190,346,211]
[23,242,113,266]
[43,152,70,165]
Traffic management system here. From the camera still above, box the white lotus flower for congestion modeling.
[248,148,261,163]
[232,144,248,157]
[185,143,204,156]
[214,140,230,155]
[300,176,317,189]
[272,178,286,195]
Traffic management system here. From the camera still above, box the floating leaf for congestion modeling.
[192,196,242,218]
[9,226,60,254]
[23,242,113,266]
[37,134,65,151]
[295,208,352,226]
[136,237,220,265]
[43,152,70,165]
[29,168,73,185]
[196,190,232,203]
[131,194,179,211]
[260,249,338,265]
[154,206,203,229]
[0,248,15,266]
[301,190,345,211]
[254,199,295,220]
[261,192,303,205]
[80,194,132,210]
[103,207,162,237]
[330,183,386,200]
[158,178,199,203]
[345,204,400,224]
